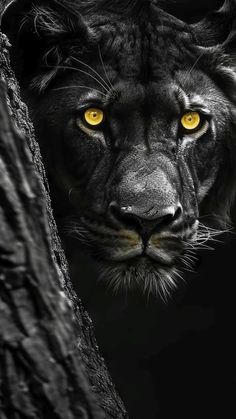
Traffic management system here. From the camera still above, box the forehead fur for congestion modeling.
[96,21,195,81]
[25,0,234,94]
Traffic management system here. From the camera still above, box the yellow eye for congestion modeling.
[84,108,104,126]
[181,111,201,131]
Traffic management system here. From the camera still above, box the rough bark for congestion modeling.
[0,19,127,419]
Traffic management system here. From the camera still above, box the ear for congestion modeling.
[2,0,97,91]
[191,0,236,48]
[189,1,236,108]
[22,0,95,43]
[158,0,224,24]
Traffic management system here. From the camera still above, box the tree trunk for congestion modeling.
[0,21,127,419]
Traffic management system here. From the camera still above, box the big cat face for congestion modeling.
[15,0,236,298]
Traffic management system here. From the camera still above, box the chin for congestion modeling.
[96,256,184,301]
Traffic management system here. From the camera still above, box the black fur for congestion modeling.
[4,0,236,297]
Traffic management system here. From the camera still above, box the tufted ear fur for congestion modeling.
[188,0,236,111]
[2,0,97,91]
[191,0,236,48]
[22,0,95,42]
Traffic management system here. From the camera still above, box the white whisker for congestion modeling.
[182,50,206,88]
[72,55,112,91]
[98,44,114,90]
[52,64,110,93]
[52,85,107,96]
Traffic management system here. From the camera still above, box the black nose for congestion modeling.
[108,202,182,241]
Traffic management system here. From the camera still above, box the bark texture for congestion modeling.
[0,17,127,419]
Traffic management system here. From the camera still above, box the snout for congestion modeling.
[108,201,183,243]
[106,199,184,263]
[81,201,191,266]
[106,149,183,231]
[81,150,197,268]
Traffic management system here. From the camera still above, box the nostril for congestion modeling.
[152,204,183,225]
[153,204,183,228]
[108,202,143,230]
[172,204,183,221]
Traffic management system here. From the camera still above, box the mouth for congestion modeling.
[107,238,184,265]
[63,215,226,299]
[79,215,190,267]
[65,215,198,299]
